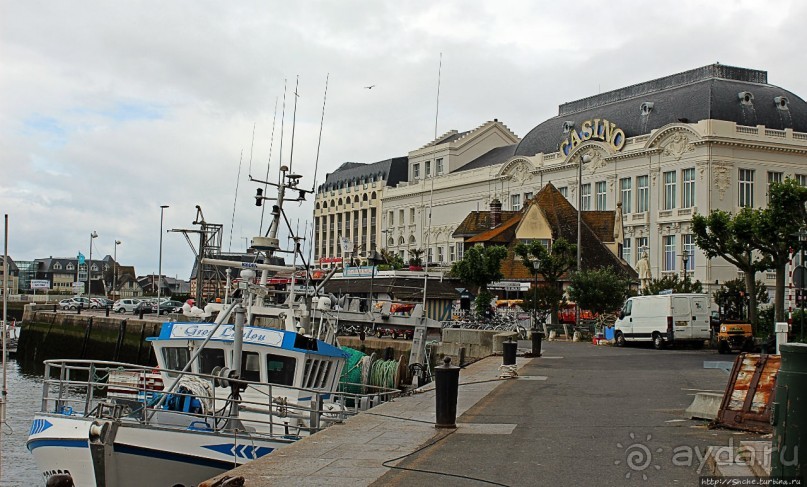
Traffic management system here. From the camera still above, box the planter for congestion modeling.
[408,265,423,271]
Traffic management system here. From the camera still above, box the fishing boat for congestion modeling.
[27,166,401,487]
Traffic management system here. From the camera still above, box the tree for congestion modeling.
[450,245,508,317]
[692,208,767,328]
[640,274,703,295]
[408,248,424,268]
[567,267,632,330]
[713,277,768,321]
[515,237,576,332]
[751,178,807,322]
[379,249,404,270]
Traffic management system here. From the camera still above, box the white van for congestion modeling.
[614,293,711,349]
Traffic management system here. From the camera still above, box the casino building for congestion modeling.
[317,64,807,297]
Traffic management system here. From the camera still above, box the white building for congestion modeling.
[316,64,807,302]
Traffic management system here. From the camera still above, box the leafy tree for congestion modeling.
[692,208,767,328]
[640,274,703,295]
[713,277,768,321]
[408,248,424,267]
[567,267,632,330]
[451,245,508,316]
[515,237,576,329]
[751,178,807,322]
[380,249,404,270]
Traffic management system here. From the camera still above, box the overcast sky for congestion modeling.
[2,0,806,281]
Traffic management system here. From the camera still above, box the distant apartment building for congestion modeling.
[313,158,408,268]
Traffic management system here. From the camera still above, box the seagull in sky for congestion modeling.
[364,85,375,89]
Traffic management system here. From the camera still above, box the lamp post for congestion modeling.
[799,227,807,342]
[681,248,690,283]
[532,259,540,331]
[113,240,121,299]
[576,153,592,329]
[87,231,98,298]
[157,205,169,309]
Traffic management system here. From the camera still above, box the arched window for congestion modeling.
[409,235,416,245]
[388,237,394,246]
[338,198,343,206]
[398,236,405,245]
[371,191,377,199]
[316,202,321,210]
[353,195,359,203]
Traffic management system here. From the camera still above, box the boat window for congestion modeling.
[316,360,331,388]
[305,360,320,388]
[198,348,225,374]
[266,354,296,386]
[162,347,190,376]
[241,351,261,382]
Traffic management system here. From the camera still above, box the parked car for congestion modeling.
[113,298,141,314]
[60,297,91,310]
[153,300,184,315]
[91,298,114,309]
[133,299,157,314]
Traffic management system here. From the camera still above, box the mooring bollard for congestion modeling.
[105,306,110,317]
[435,356,460,428]
[76,305,81,315]
[531,330,544,357]
[502,338,517,365]
[139,308,145,319]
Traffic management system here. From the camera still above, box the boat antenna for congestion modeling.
[259,97,279,235]
[229,145,246,253]
[422,52,442,310]
[288,75,300,173]
[311,73,329,193]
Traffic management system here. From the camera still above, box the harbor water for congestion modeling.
[1,358,44,487]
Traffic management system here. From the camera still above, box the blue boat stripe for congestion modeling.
[114,443,241,470]
[27,439,88,451]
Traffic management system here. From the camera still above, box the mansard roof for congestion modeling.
[320,157,408,191]
[515,64,807,157]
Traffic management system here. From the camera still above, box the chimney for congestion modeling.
[490,198,502,228]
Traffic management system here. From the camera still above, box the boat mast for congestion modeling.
[1,214,9,446]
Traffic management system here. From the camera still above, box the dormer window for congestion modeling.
[738,91,754,105]
[54,263,63,270]
[66,263,74,271]
[775,96,790,110]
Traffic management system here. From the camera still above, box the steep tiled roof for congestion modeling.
[453,210,519,238]
[455,183,637,281]
[467,214,520,244]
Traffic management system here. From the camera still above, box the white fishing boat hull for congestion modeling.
[28,413,294,487]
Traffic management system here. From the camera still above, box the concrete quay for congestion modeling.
[203,341,759,487]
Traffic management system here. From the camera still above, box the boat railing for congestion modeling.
[39,359,400,438]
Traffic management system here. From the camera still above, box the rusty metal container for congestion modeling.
[715,353,780,433]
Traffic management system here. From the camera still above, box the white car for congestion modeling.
[113,298,141,314]
[59,297,91,310]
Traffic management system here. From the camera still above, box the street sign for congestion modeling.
[72,282,84,293]
[794,265,807,289]
[31,280,50,289]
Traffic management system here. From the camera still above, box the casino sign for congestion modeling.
[560,118,626,155]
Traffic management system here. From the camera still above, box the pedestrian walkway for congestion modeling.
[201,355,531,486]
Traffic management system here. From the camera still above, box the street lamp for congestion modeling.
[113,240,121,299]
[799,227,807,342]
[576,153,592,329]
[681,248,690,282]
[87,231,98,298]
[157,205,169,309]
[532,259,540,330]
